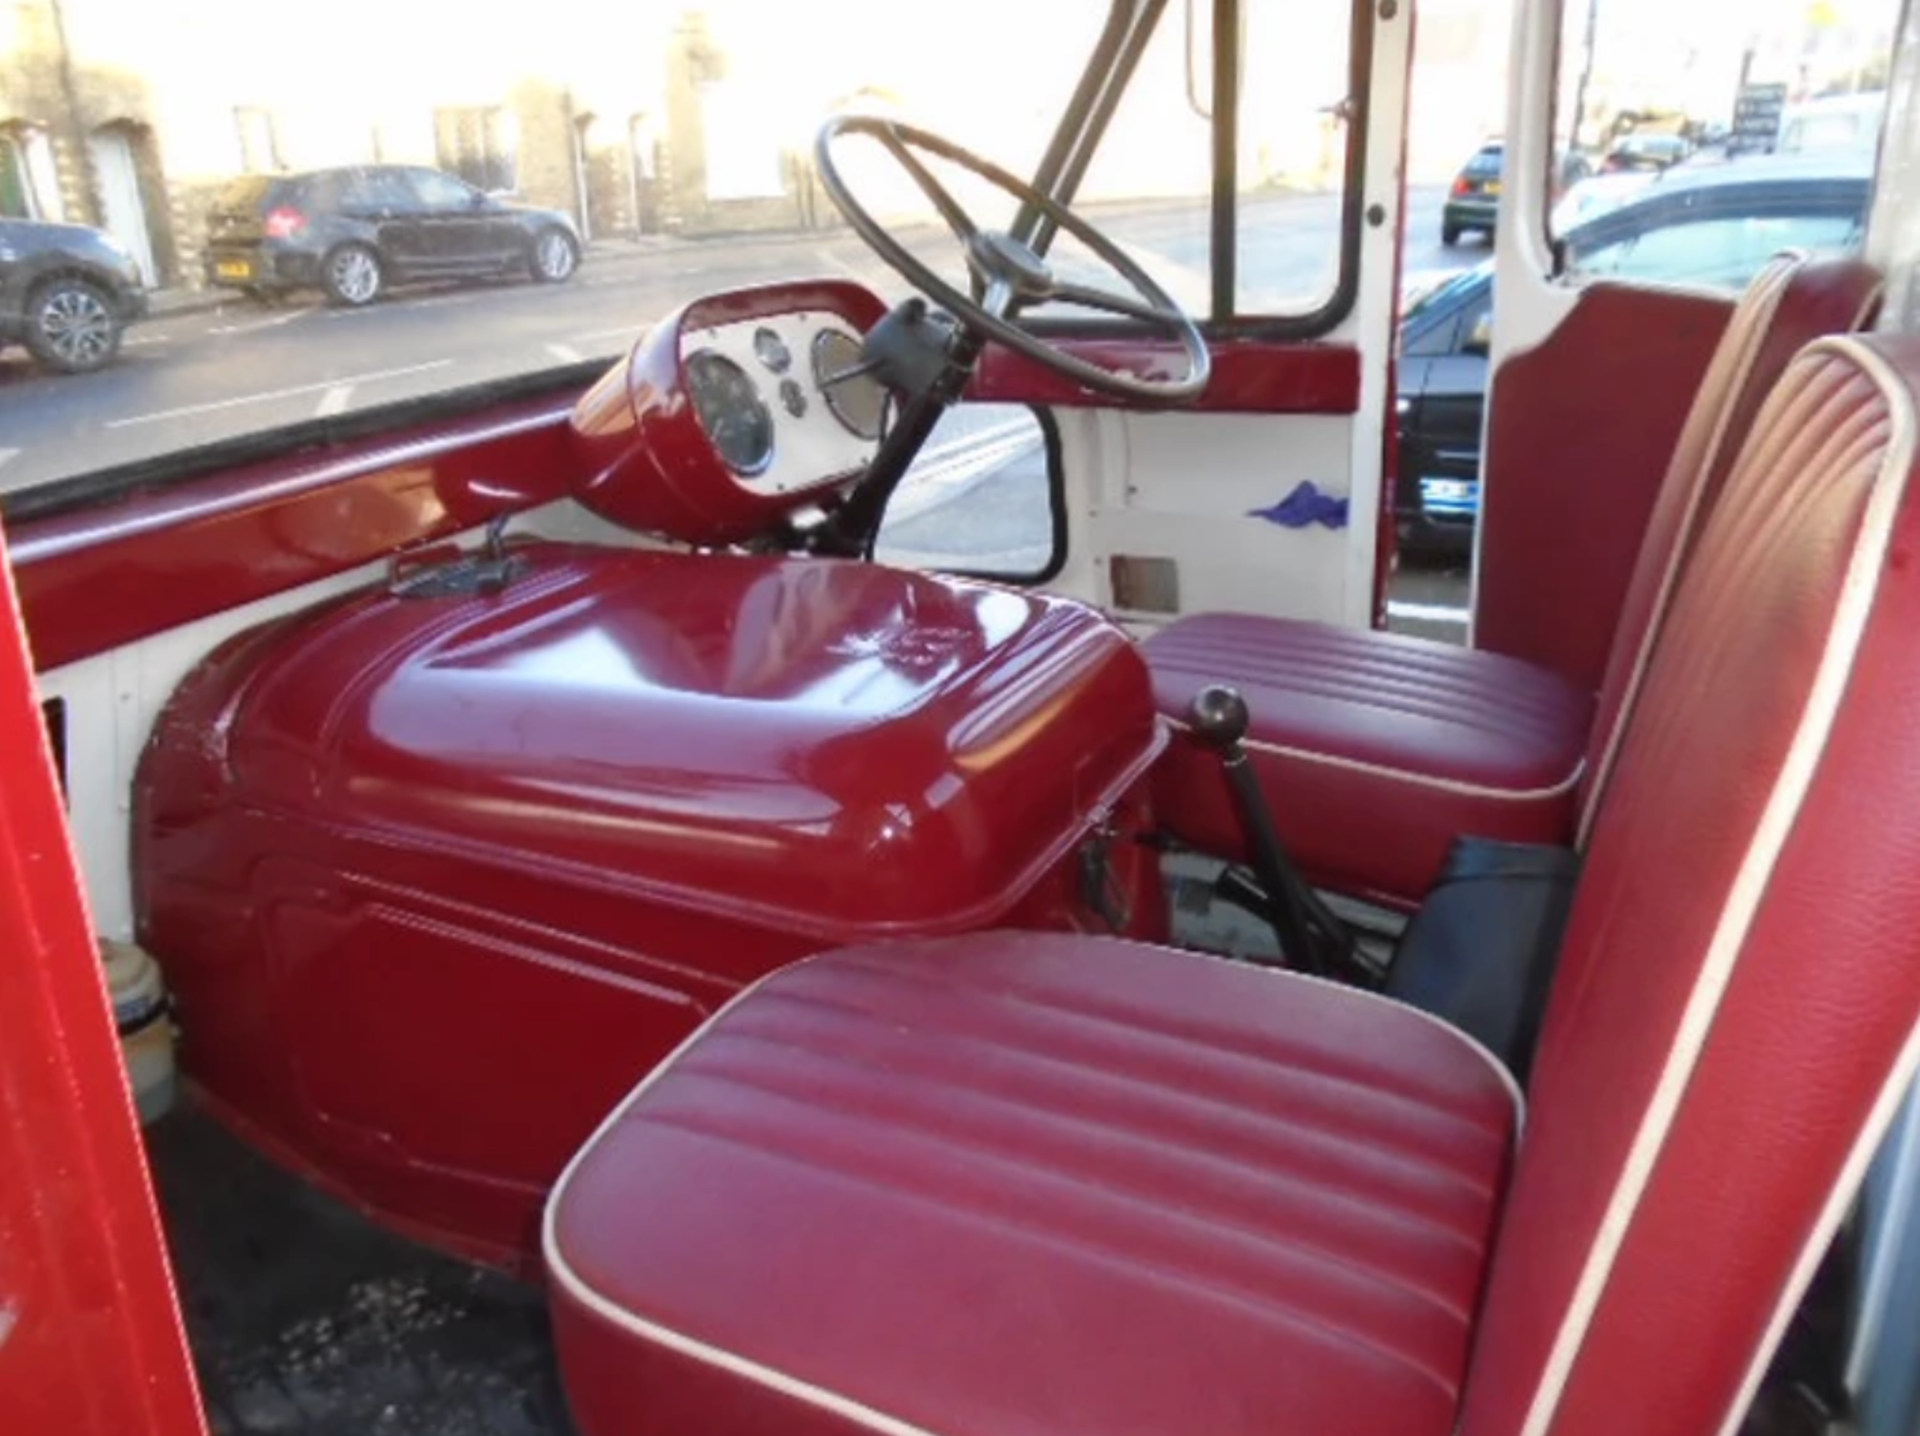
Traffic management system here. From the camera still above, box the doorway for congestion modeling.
[88,125,156,286]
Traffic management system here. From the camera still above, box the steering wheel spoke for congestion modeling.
[871,124,981,245]
[1047,280,1179,328]
[815,114,1210,404]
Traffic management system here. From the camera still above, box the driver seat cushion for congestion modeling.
[1143,616,1592,905]
[546,932,1520,1436]
[1144,253,1882,908]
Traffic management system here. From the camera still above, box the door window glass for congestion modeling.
[1569,210,1863,288]
[341,168,417,210]
[410,169,480,210]
[1547,0,1896,291]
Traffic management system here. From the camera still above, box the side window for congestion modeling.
[1059,0,1363,326]
[1569,210,1863,289]
[410,169,479,210]
[337,168,417,211]
[1549,0,1894,290]
[1400,276,1493,357]
[874,405,1060,581]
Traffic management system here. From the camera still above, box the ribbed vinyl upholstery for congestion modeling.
[1144,255,1881,908]
[548,933,1518,1436]
[1143,615,1591,906]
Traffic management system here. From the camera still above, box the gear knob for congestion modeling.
[1188,684,1250,750]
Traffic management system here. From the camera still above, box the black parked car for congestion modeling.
[0,217,147,374]
[204,165,583,307]
[1442,141,1505,246]
[1398,156,1871,554]
[1442,141,1593,246]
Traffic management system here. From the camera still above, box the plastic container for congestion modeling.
[102,940,176,1124]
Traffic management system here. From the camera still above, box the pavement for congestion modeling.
[146,231,695,319]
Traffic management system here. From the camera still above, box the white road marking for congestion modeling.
[316,384,354,417]
[0,448,18,469]
[208,308,310,337]
[1385,600,1470,626]
[546,342,585,364]
[106,360,454,429]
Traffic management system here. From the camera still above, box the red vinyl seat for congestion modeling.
[547,334,1920,1436]
[1145,254,1882,907]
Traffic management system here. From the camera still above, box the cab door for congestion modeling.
[878,0,1409,635]
[1471,0,1892,694]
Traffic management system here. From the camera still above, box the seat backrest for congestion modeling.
[1576,254,1883,840]
[1459,335,1920,1436]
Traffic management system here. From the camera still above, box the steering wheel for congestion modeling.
[814,115,1211,404]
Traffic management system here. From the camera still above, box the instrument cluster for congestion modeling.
[680,311,890,494]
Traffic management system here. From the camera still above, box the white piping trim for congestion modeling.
[1719,1030,1920,1436]
[542,937,1525,1435]
[1576,256,1799,846]
[1516,334,1915,1436]
[1712,333,1915,1436]
[542,958,947,1436]
[1168,716,1585,804]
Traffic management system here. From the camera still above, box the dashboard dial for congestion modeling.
[685,349,775,477]
[812,328,888,441]
[752,326,792,373]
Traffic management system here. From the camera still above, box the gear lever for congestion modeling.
[1188,685,1362,980]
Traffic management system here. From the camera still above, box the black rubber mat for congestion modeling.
[145,1100,579,1436]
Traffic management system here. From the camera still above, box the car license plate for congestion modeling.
[1420,477,1479,515]
[1483,181,1501,195]
[216,260,253,280]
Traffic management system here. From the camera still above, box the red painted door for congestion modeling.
[0,520,206,1436]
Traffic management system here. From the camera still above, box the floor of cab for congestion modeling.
[147,1097,579,1436]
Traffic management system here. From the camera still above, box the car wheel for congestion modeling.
[23,277,124,374]
[530,227,580,284]
[322,244,384,307]
[1441,222,1461,246]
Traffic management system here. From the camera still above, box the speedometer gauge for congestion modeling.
[812,329,887,440]
[684,349,775,477]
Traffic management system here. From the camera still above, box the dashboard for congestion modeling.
[568,279,892,546]
[679,310,887,494]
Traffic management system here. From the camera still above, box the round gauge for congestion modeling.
[812,328,887,441]
[752,326,792,374]
[779,378,808,418]
[684,349,775,478]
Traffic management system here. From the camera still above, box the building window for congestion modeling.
[234,107,282,173]
[0,124,57,220]
[434,106,517,194]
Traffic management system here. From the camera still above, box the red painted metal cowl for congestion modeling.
[136,544,1164,1265]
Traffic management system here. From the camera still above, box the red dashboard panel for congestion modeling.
[969,337,1361,414]
[11,397,577,672]
[570,279,888,544]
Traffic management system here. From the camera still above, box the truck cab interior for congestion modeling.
[7,2,1920,1435]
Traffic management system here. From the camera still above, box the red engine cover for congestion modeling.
[135,544,1163,1265]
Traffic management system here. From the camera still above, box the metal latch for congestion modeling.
[1077,815,1134,933]
[387,513,525,599]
